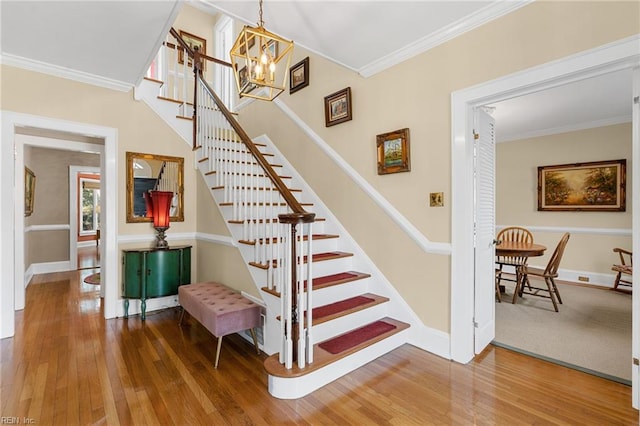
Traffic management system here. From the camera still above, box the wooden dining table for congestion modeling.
[495,241,547,258]
[495,240,547,294]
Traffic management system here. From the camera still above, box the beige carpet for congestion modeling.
[494,278,632,383]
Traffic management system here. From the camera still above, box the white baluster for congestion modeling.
[297,225,306,369]
[305,222,313,364]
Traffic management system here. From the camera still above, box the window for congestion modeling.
[80,177,100,235]
[215,16,235,110]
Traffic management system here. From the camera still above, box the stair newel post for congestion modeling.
[290,221,301,365]
[304,221,314,364]
[282,221,293,368]
[279,212,316,368]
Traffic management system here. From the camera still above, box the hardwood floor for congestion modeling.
[1,269,637,425]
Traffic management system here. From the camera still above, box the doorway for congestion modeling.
[0,111,119,339]
[450,36,639,407]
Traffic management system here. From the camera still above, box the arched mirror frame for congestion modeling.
[126,151,184,223]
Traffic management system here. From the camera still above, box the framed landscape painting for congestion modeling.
[376,128,410,175]
[25,166,35,217]
[537,159,626,211]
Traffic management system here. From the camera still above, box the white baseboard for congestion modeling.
[29,260,72,276]
[408,324,451,360]
[500,264,616,288]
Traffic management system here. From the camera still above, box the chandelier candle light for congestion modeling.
[149,190,173,249]
[230,0,294,101]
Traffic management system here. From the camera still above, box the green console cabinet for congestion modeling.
[122,245,191,320]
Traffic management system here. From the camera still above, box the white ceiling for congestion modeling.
[0,1,182,88]
[0,0,632,142]
[488,68,633,142]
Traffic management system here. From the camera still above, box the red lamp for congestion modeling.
[149,190,172,248]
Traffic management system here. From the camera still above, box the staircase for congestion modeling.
[135,34,416,399]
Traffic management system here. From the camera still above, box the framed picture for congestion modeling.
[289,57,309,94]
[265,39,278,59]
[178,30,206,67]
[376,128,411,175]
[324,87,352,127]
[238,65,255,93]
[537,159,626,211]
[25,166,35,217]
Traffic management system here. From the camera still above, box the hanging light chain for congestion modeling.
[258,0,264,28]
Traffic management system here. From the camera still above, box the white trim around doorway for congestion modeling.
[450,34,640,406]
[0,111,118,339]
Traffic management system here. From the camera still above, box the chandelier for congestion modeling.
[230,0,294,101]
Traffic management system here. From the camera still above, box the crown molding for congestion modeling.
[358,0,534,78]
[498,114,633,143]
[0,52,132,92]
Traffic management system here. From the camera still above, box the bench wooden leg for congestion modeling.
[249,328,260,355]
[178,307,185,326]
[214,336,223,369]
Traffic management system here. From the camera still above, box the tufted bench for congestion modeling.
[178,282,261,368]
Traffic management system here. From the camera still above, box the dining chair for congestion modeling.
[495,226,534,294]
[611,247,632,293]
[514,232,570,312]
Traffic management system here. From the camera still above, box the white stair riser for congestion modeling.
[212,189,303,204]
[308,278,370,307]
[308,302,389,344]
[237,237,337,256]
[268,328,410,399]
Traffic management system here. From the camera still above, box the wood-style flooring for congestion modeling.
[1,256,637,425]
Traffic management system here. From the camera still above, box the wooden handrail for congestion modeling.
[195,72,315,223]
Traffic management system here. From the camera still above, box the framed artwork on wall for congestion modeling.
[289,57,309,94]
[178,30,206,68]
[537,159,626,211]
[324,87,352,127]
[25,166,35,217]
[376,128,411,175]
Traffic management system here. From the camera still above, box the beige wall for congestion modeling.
[497,123,632,277]
[236,1,639,332]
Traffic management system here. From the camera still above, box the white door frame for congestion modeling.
[451,36,639,406]
[0,111,119,339]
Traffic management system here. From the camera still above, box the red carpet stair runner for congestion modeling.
[319,320,398,354]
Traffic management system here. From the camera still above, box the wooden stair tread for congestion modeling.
[261,271,370,297]
[143,76,163,85]
[211,186,301,192]
[158,95,185,104]
[275,293,388,324]
[311,293,388,325]
[250,251,352,270]
[264,317,409,378]
[239,234,338,246]
[229,217,325,225]
[220,202,313,207]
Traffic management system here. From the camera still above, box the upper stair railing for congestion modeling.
[158,29,316,370]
